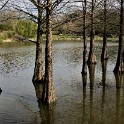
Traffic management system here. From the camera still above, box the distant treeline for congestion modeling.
[53,8,121,37]
[0,8,122,41]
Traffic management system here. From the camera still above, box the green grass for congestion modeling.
[0,32,121,43]
[51,34,82,41]
[52,35,120,42]
[107,37,118,42]
[0,31,15,42]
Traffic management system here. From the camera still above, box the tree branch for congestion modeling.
[0,0,9,10]
[13,6,38,20]
[15,36,36,44]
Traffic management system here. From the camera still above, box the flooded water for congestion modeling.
[0,41,124,124]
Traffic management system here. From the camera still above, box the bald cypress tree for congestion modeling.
[42,0,56,103]
[101,0,108,61]
[113,0,124,73]
[87,0,96,64]
[82,0,88,74]
[32,2,44,83]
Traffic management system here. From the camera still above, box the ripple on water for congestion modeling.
[0,41,123,124]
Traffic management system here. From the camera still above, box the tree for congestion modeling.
[9,0,63,103]
[32,0,44,83]
[6,0,44,83]
[87,0,96,64]
[42,0,56,103]
[82,0,88,74]
[113,0,124,73]
[101,0,108,60]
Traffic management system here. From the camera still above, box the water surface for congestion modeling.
[0,41,124,124]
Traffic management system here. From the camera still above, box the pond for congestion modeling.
[0,41,123,124]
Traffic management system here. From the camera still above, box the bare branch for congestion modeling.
[15,36,36,44]
[29,0,45,9]
[13,6,38,20]
[0,0,9,10]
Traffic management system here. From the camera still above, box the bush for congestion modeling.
[6,31,15,38]
[15,19,37,38]
[0,24,13,32]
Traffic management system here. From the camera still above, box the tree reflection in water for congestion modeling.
[114,74,123,124]
[82,61,124,124]
[82,74,87,124]
[33,83,55,124]
[101,60,107,123]
[0,88,2,95]
[88,64,95,123]
[82,64,96,124]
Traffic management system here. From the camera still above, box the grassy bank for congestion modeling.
[0,31,15,42]
[52,35,119,42]
[0,33,120,43]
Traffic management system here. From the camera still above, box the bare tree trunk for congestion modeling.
[101,0,108,61]
[113,0,124,73]
[32,6,44,83]
[82,0,88,74]
[43,0,56,103]
[87,0,96,64]
[114,74,122,89]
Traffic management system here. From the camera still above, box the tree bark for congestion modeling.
[43,0,56,103]
[113,0,124,73]
[114,74,122,89]
[33,83,43,100]
[101,0,108,61]
[82,0,88,75]
[87,0,96,64]
[32,6,44,83]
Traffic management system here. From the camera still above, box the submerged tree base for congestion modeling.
[101,57,108,61]
[87,54,97,64]
[47,96,57,104]
[33,80,57,104]
[33,82,44,100]
[113,62,124,74]
[114,73,123,89]
[101,52,108,61]
[113,67,124,74]
[87,61,97,64]
[81,71,87,75]
[81,63,88,75]
[87,60,97,64]
[42,80,57,104]
[39,96,57,104]
[32,76,44,84]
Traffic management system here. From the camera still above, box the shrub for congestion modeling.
[0,24,13,32]
[7,31,15,38]
[15,19,37,38]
